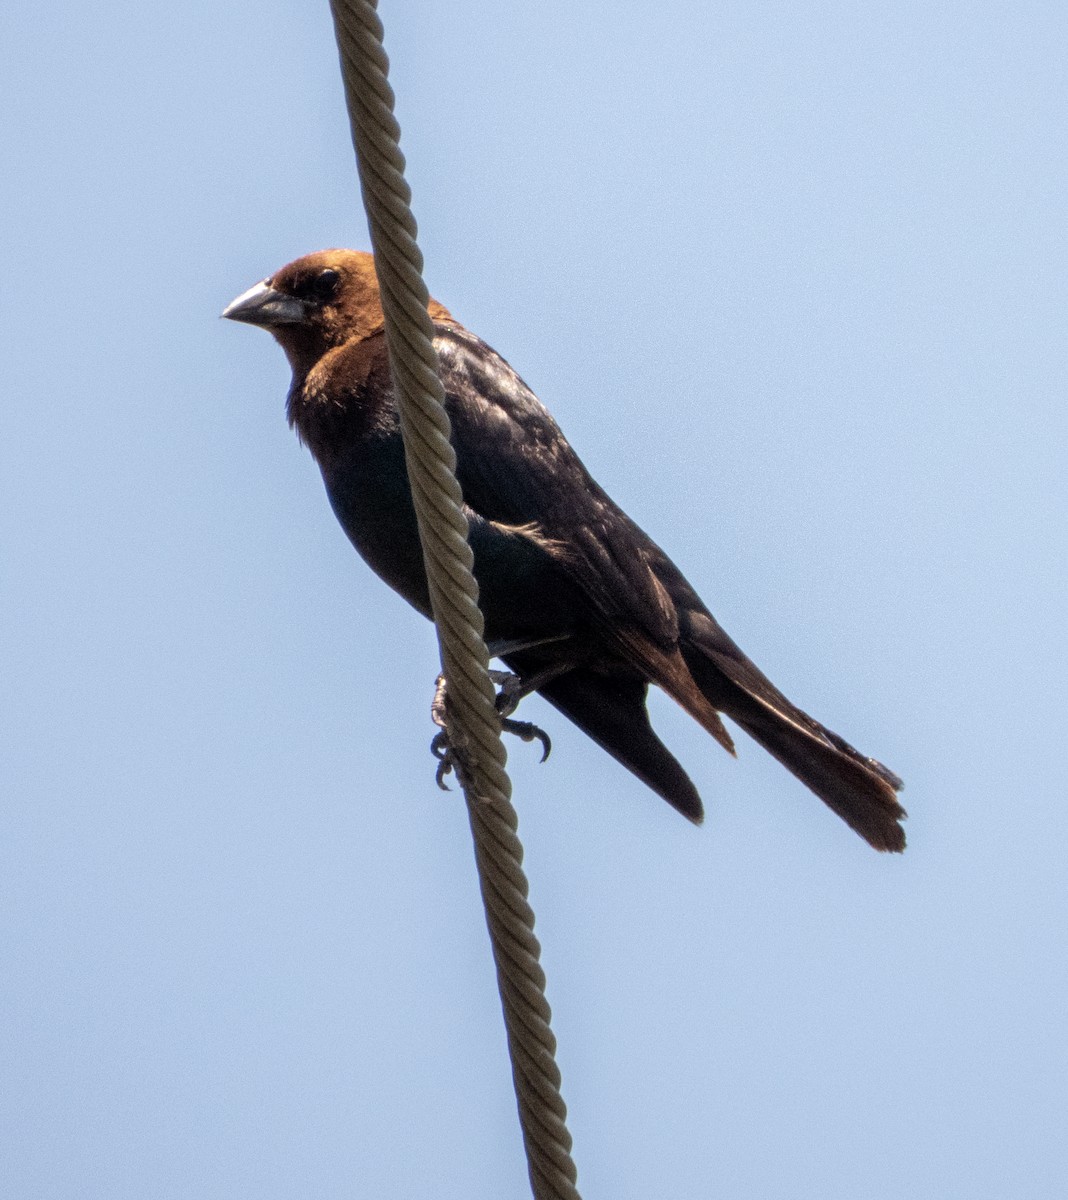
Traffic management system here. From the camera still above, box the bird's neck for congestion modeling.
[286,333,395,472]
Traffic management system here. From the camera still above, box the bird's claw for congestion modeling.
[434,755,454,790]
[430,730,455,789]
[500,717,552,762]
[429,669,552,784]
[491,670,552,760]
[432,736,473,791]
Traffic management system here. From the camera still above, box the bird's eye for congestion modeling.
[311,268,340,301]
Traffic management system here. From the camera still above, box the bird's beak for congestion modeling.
[221,280,307,327]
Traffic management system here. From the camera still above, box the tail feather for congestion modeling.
[726,691,906,852]
[678,630,906,852]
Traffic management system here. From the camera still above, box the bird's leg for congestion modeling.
[430,661,569,788]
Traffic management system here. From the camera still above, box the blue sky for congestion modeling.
[2,2,1065,1197]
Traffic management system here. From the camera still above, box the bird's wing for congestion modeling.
[435,324,679,650]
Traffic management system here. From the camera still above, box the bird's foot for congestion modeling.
[492,670,552,762]
[430,670,551,789]
[430,673,470,789]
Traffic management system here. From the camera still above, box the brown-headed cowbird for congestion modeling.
[224,250,906,851]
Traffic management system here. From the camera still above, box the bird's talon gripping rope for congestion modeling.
[430,731,454,789]
[431,671,551,780]
[434,754,454,791]
[430,675,461,788]
[491,670,552,759]
[501,717,552,762]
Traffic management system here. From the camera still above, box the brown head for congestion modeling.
[222,249,453,379]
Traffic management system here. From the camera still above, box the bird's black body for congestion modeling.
[224,250,906,851]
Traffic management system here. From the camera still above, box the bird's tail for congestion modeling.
[725,691,905,852]
[679,635,906,852]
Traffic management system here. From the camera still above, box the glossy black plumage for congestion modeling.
[224,250,906,851]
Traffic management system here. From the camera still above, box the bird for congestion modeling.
[223,250,906,851]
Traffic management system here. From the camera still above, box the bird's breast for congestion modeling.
[321,429,433,619]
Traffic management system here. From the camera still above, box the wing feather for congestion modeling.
[436,325,678,649]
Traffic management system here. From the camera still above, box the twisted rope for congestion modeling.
[327,3,581,1197]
